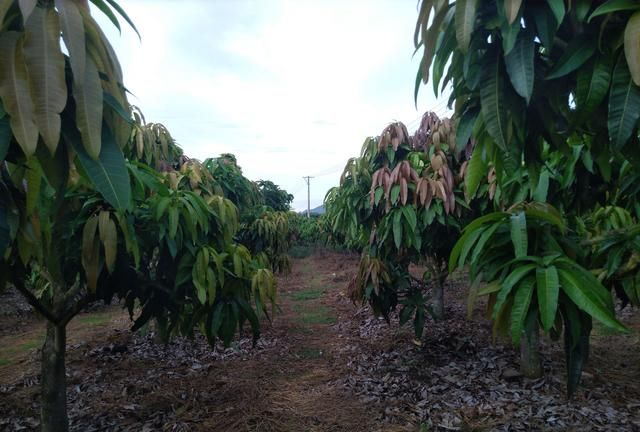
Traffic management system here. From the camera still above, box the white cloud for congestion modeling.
[94,0,449,211]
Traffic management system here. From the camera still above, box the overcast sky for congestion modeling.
[94,0,450,211]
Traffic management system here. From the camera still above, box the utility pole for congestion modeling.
[302,176,313,218]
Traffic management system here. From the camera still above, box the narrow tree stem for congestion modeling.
[41,322,68,432]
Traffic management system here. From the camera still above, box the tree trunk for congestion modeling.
[520,310,543,378]
[41,322,68,432]
[431,269,446,321]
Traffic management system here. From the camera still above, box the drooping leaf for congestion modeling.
[480,51,509,151]
[73,58,103,159]
[393,210,402,250]
[102,217,117,273]
[455,0,478,52]
[536,264,559,331]
[505,28,535,103]
[504,0,522,24]
[558,267,626,331]
[608,54,640,149]
[510,211,528,258]
[23,6,67,154]
[494,264,537,318]
[103,0,141,39]
[624,12,640,86]
[89,0,121,33]
[545,0,565,26]
[588,0,640,21]
[531,2,556,49]
[56,0,86,84]
[465,141,486,198]
[81,215,100,291]
[575,56,612,118]
[18,0,36,23]
[68,122,131,210]
[0,32,38,156]
[510,275,534,344]
[455,105,479,155]
[547,37,596,80]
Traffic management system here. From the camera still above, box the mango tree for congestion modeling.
[414,0,639,394]
[0,2,276,431]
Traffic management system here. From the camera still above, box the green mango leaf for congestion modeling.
[455,0,478,53]
[471,221,501,264]
[22,6,67,154]
[73,58,103,159]
[536,264,559,331]
[456,105,479,155]
[558,267,626,332]
[480,51,509,151]
[402,205,417,232]
[103,0,141,39]
[562,303,591,397]
[459,226,486,268]
[510,275,534,344]
[547,37,595,80]
[531,3,556,49]
[545,0,565,27]
[575,56,612,118]
[494,263,536,319]
[393,210,403,250]
[533,170,549,202]
[588,0,640,22]
[68,122,131,210]
[510,211,528,258]
[608,54,640,149]
[449,212,509,271]
[505,28,535,104]
[390,184,401,204]
[374,186,383,205]
[465,142,486,199]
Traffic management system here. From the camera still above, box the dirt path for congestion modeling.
[1,252,639,431]
[0,252,382,431]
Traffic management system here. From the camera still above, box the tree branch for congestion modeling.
[13,280,60,324]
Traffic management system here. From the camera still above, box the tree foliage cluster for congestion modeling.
[0,1,291,430]
[328,0,640,397]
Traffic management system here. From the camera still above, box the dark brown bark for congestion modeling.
[41,322,68,432]
[520,310,543,378]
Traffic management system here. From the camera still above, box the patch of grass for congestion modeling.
[291,288,324,301]
[288,245,315,259]
[0,335,43,367]
[76,313,112,326]
[296,305,336,325]
[294,347,324,359]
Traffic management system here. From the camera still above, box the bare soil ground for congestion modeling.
[1,251,639,431]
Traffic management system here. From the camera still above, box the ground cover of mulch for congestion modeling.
[1,250,639,431]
